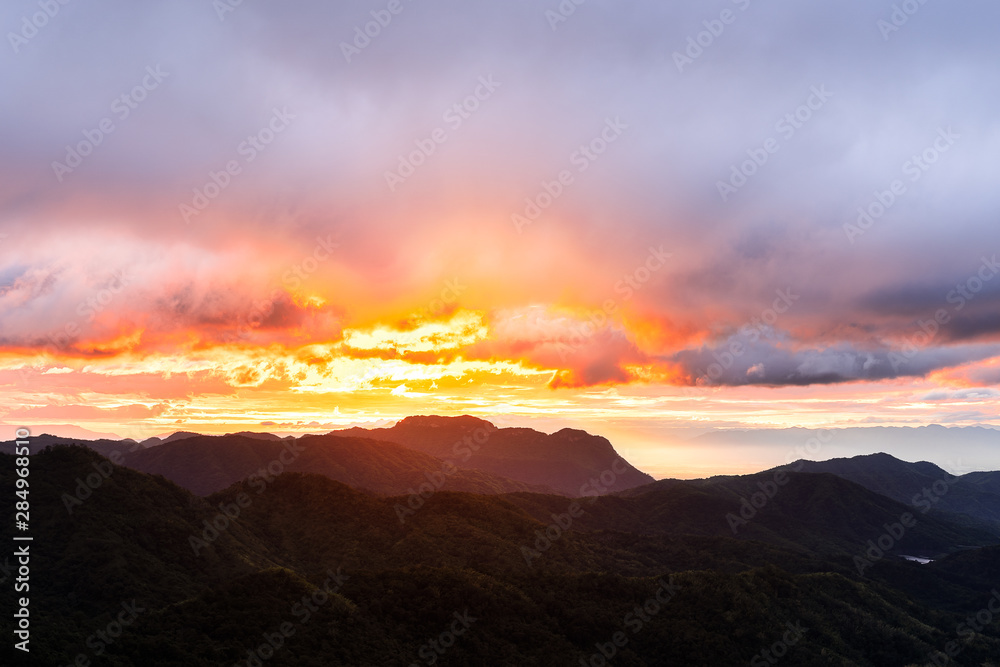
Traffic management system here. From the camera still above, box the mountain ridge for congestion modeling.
[770,452,1000,533]
[331,414,655,495]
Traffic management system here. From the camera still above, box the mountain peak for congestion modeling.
[552,427,591,439]
[395,415,498,431]
[224,431,285,441]
[329,416,652,495]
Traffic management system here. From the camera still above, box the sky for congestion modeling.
[1,0,999,475]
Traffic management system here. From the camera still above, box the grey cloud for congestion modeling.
[2,0,999,371]
[670,336,1000,387]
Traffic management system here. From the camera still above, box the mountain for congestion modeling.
[3,416,652,500]
[773,453,1000,533]
[0,423,123,439]
[335,415,654,495]
[3,446,1000,666]
[0,433,145,458]
[525,470,998,558]
[140,430,204,447]
[118,432,552,496]
[224,431,287,441]
[0,431,203,458]
[961,470,1000,496]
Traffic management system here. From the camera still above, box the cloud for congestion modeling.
[5,402,170,420]
[670,336,1000,387]
[920,388,1000,401]
[1,0,999,424]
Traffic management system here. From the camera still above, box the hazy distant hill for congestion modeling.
[0,423,123,440]
[3,446,999,666]
[687,424,1000,471]
[335,415,654,495]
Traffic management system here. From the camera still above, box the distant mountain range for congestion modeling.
[686,424,1000,472]
[2,416,654,498]
[0,422,124,440]
[334,415,654,495]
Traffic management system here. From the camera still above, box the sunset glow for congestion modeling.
[2,0,998,475]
